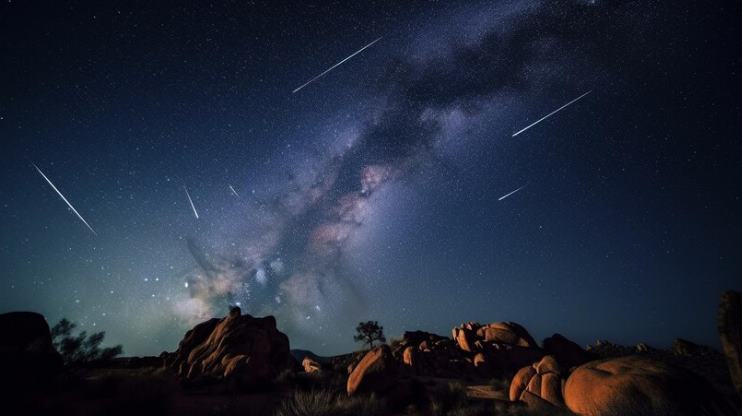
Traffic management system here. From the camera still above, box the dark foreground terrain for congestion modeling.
[2,290,741,416]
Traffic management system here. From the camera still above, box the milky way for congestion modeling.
[2,1,740,355]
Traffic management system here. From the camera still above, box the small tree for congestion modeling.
[353,321,386,350]
[51,318,123,366]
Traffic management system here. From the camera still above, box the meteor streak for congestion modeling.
[184,186,199,219]
[512,90,592,137]
[292,37,382,94]
[498,185,526,201]
[32,163,97,235]
[228,184,239,197]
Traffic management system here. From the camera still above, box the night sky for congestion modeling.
[1,1,740,356]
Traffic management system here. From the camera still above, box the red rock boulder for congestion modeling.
[509,355,564,407]
[347,344,397,395]
[166,307,291,386]
[302,356,322,374]
[564,356,730,415]
[452,321,542,376]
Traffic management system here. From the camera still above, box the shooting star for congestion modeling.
[184,186,199,219]
[228,184,239,197]
[292,37,382,94]
[498,185,527,201]
[512,90,592,137]
[32,163,97,235]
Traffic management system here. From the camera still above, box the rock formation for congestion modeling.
[392,323,544,378]
[719,290,742,396]
[543,333,592,370]
[347,344,397,395]
[563,356,731,416]
[302,356,322,374]
[509,355,563,407]
[0,311,63,385]
[392,330,472,378]
[452,321,537,351]
[451,321,542,375]
[166,307,291,386]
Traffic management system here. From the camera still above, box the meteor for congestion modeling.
[512,90,592,137]
[498,185,526,201]
[292,37,382,94]
[184,186,199,219]
[32,163,97,235]
[228,184,239,197]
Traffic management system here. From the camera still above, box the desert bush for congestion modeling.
[274,368,346,392]
[275,388,386,416]
[430,381,469,416]
[51,318,122,366]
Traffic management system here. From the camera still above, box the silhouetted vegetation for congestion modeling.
[353,321,386,349]
[275,389,385,416]
[51,318,123,366]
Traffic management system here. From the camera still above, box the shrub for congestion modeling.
[275,388,386,416]
[51,318,123,366]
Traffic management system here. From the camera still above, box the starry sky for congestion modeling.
[1,1,740,356]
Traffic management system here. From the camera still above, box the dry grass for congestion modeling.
[274,388,385,416]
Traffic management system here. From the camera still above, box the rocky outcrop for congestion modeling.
[393,324,543,378]
[166,307,291,386]
[543,333,592,370]
[719,290,742,396]
[164,317,220,370]
[509,355,563,407]
[563,356,731,416]
[393,331,472,378]
[347,344,397,395]
[452,321,542,375]
[0,311,63,385]
[453,321,537,351]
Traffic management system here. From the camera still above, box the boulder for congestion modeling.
[476,322,538,348]
[347,345,397,395]
[452,321,538,351]
[563,355,731,416]
[452,325,477,353]
[302,356,322,374]
[509,355,563,407]
[0,311,63,385]
[402,346,416,367]
[718,290,742,396]
[166,307,291,386]
[543,333,592,370]
[165,317,220,370]
[488,344,544,375]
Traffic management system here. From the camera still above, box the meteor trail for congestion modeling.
[512,90,592,137]
[32,164,97,235]
[498,185,527,201]
[228,184,239,197]
[184,186,199,219]
[292,37,382,94]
